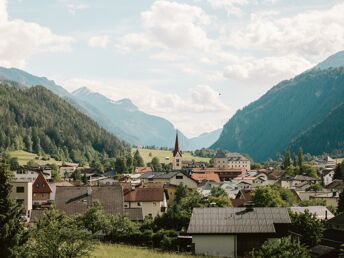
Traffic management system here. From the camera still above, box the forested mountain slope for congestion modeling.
[0,84,129,163]
[212,67,344,161]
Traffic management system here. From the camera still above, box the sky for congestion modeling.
[1,0,344,137]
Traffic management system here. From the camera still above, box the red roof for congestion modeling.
[123,183,165,202]
[33,173,52,194]
[231,189,252,207]
[191,173,220,183]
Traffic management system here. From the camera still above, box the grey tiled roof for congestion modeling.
[139,172,179,179]
[55,185,124,216]
[187,207,290,234]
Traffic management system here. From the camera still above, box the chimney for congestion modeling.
[325,210,328,220]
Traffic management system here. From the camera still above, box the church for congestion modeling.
[172,130,182,170]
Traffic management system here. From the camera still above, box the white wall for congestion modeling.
[193,235,236,258]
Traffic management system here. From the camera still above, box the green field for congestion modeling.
[9,150,62,166]
[91,244,205,258]
[132,148,210,165]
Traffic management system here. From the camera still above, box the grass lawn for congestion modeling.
[9,150,62,166]
[132,148,210,165]
[91,243,204,258]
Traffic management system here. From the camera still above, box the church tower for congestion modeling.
[172,130,182,170]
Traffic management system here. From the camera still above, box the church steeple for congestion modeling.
[172,130,182,170]
[173,130,181,157]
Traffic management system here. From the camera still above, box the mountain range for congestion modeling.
[212,51,344,161]
[0,67,220,150]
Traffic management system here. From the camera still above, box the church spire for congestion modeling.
[173,130,181,157]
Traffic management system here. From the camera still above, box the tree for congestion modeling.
[298,147,304,170]
[290,210,324,247]
[338,190,344,214]
[9,157,19,171]
[334,161,344,180]
[27,159,39,167]
[151,157,161,171]
[302,164,318,178]
[250,237,310,258]
[133,150,145,167]
[252,186,287,207]
[50,163,61,182]
[115,157,127,173]
[0,154,27,257]
[80,201,110,235]
[283,147,291,169]
[25,209,93,258]
[305,184,322,192]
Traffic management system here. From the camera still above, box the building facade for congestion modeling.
[10,181,33,221]
[214,151,251,171]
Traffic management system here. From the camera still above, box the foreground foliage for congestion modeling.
[250,237,310,258]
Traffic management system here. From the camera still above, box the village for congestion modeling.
[8,131,344,258]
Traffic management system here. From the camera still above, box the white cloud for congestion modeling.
[118,1,212,51]
[207,0,248,16]
[88,35,110,48]
[223,55,312,86]
[67,3,89,15]
[226,3,344,61]
[0,0,74,68]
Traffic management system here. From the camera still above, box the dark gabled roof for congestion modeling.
[326,180,344,190]
[326,213,344,226]
[187,207,291,234]
[139,171,180,179]
[55,185,123,216]
[124,208,144,221]
[33,173,52,194]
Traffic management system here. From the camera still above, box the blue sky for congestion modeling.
[1,0,344,137]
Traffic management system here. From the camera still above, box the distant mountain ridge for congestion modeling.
[0,67,219,150]
[212,51,344,161]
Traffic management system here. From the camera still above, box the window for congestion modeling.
[137,202,141,206]
[16,187,24,193]
[153,202,157,206]
[176,159,179,162]
[124,204,129,208]
[176,175,183,179]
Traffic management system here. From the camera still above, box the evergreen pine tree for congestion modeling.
[283,147,291,169]
[133,150,145,167]
[0,154,27,257]
[298,147,304,171]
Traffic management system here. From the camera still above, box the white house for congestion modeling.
[10,180,33,221]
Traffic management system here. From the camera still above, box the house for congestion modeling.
[55,185,124,216]
[187,207,291,257]
[213,150,251,171]
[290,206,334,220]
[15,166,52,181]
[322,170,335,186]
[172,130,182,170]
[134,167,153,174]
[280,175,320,190]
[192,167,244,181]
[140,171,198,190]
[59,163,78,178]
[191,172,220,183]
[326,179,344,194]
[231,189,252,207]
[10,180,33,221]
[123,183,167,218]
[32,173,52,205]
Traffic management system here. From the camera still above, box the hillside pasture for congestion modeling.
[132,148,210,165]
[9,150,62,166]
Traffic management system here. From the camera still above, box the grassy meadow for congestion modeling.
[9,150,62,166]
[132,148,210,165]
[91,243,204,258]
